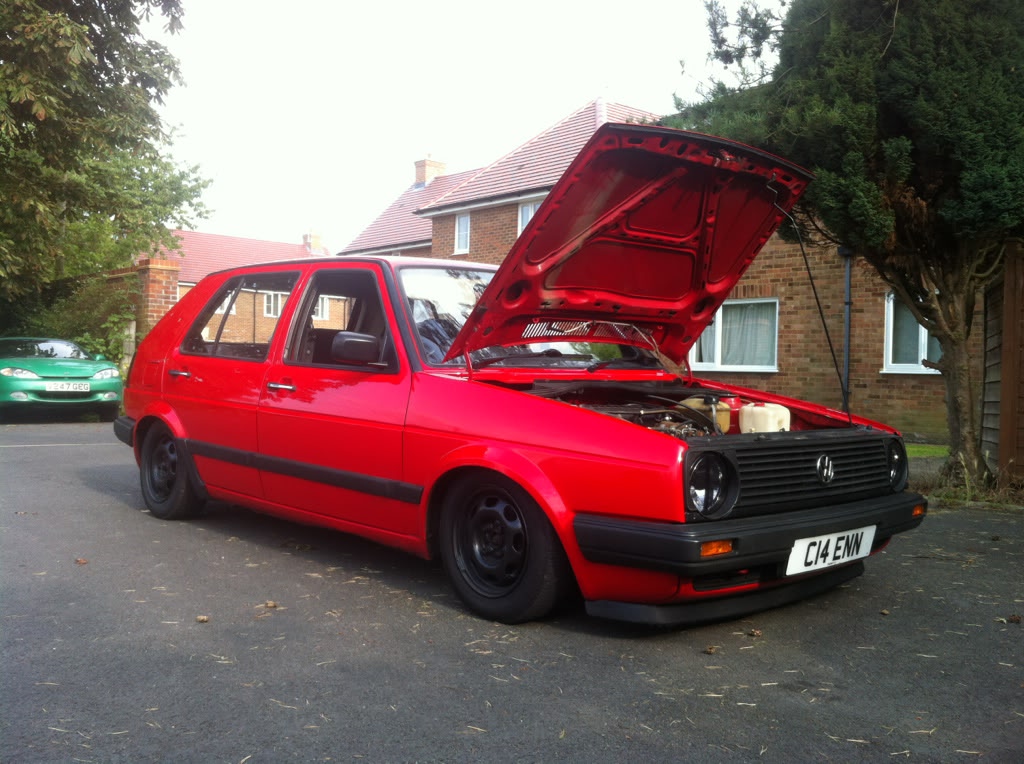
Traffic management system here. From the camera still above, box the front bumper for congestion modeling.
[574,491,925,578]
[574,492,926,625]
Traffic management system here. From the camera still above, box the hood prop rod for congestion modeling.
[768,178,854,425]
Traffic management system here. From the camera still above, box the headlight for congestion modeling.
[686,452,735,518]
[92,367,120,379]
[886,439,909,490]
[0,367,40,379]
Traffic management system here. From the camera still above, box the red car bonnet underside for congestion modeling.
[444,123,813,365]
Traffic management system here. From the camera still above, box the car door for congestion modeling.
[257,262,419,537]
[164,268,301,498]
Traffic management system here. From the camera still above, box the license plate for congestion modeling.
[45,381,90,392]
[785,525,876,576]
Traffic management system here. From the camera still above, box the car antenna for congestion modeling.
[766,175,854,425]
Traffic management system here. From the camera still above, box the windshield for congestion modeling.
[398,266,664,371]
[0,339,91,360]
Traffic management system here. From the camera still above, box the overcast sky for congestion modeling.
[148,1,731,251]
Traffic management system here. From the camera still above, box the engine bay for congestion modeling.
[518,379,847,440]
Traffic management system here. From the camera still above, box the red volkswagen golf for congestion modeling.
[115,123,926,624]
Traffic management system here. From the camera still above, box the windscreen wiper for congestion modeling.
[474,348,593,369]
[586,356,664,373]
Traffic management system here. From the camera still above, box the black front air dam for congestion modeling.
[586,560,865,626]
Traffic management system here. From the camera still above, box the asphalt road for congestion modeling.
[1,421,1021,763]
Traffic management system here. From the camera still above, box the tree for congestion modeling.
[0,0,206,305]
[667,0,1024,486]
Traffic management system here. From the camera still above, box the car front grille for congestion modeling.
[37,392,95,401]
[687,429,897,520]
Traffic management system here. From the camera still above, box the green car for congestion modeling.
[0,337,123,421]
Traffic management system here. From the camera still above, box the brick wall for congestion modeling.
[703,239,978,443]
[431,204,520,265]
[134,258,181,334]
[107,258,181,336]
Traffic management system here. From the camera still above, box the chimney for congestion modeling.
[415,157,446,186]
[303,232,324,254]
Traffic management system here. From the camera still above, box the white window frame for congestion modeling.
[214,294,236,315]
[454,214,470,254]
[263,291,286,318]
[882,292,941,374]
[518,200,543,235]
[311,295,329,321]
[689,298,780,373]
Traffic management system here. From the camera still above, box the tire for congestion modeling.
[98,404,119,423]
[139,423,203,520]
[439,474,572,623]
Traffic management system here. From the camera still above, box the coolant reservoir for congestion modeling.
[740,402,790,433]
[679,396,733,433]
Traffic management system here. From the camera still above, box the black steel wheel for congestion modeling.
[440,474,572,623]
[139,422,203,520]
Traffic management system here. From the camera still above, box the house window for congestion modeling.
[311,295,329,321]
[883,293,941,373]
[454,214,470,254]
[518,200,543,235]
[264,292,286,318]
[214,294,236,315]
[690,299,779,372]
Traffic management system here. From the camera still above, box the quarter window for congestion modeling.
[690,299,779,372]
[454,214,470,254]
[883,293,941,373]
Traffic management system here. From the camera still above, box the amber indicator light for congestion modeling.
[700,539,734,557]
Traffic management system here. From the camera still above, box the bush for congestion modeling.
[24,275,139,364]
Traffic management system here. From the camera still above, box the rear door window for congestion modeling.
[183,272,300,361]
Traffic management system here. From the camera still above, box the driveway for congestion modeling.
[1,421,1021,762]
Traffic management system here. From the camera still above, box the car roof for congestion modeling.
[203,255,499,279]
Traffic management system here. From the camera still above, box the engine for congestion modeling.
[575,401,717,439]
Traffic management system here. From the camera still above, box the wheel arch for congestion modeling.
[131,405,187,462]
[423,447,572,563]
[133,408,208,504]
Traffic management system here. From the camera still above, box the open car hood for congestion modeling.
[445,123,812,365]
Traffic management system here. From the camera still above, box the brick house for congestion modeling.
[341,99,961,444]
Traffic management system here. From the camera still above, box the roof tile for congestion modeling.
[419,99,660,214]
[340,99,660,253]
[340,169,479,255]
[160,230,322,284]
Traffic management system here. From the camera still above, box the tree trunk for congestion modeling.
[938,338,993,489]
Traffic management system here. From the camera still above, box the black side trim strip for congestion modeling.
[585,561,864,626]
[186,439,423,505]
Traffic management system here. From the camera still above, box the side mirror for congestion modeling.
[330,331,380,365]
[94,354,107,361]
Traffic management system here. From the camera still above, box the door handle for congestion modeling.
[266,382,297,392]
[168,369,192,378]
